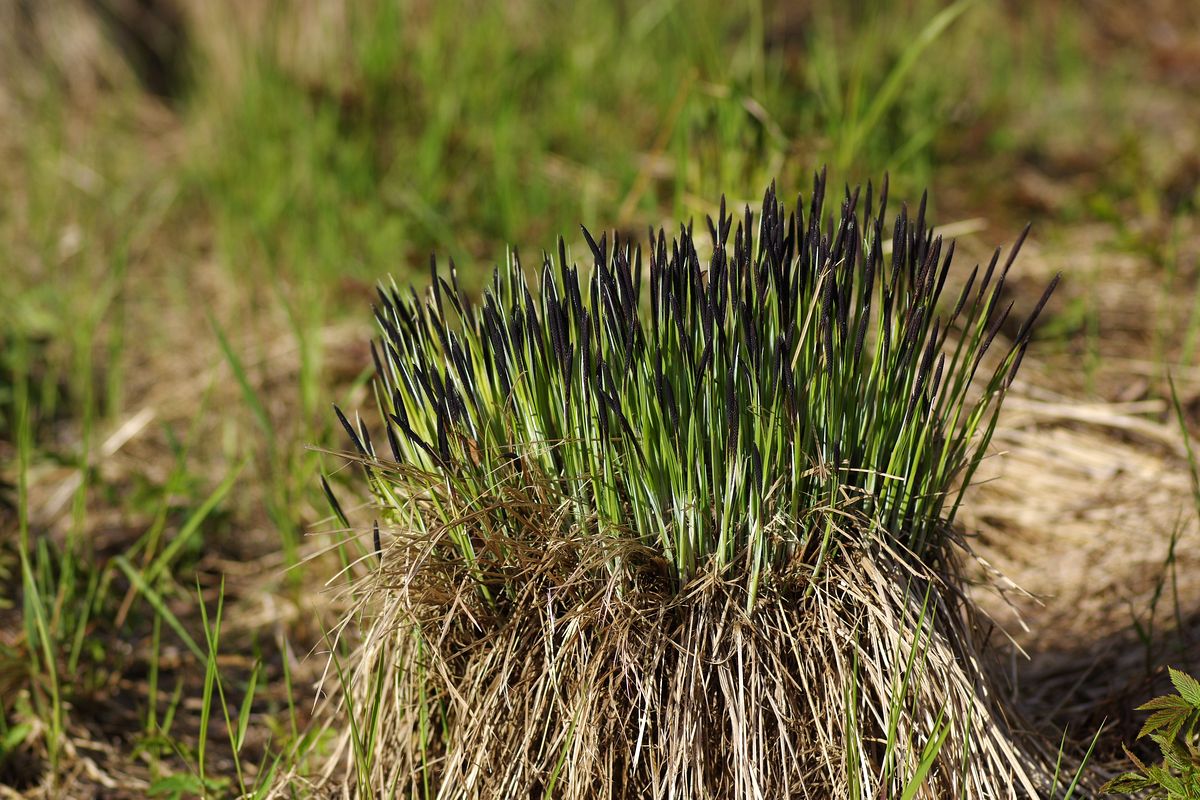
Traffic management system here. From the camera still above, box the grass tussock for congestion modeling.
[305,172,1073,798]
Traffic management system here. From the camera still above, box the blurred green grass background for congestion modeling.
[1,0,1198,794]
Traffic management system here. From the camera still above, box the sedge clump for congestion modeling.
[320,172,1066,798]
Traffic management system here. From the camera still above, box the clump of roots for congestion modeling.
[312,506,1059,799]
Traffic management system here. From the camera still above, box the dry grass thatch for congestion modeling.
[966,389,1200,759]
[297,465,1083,799]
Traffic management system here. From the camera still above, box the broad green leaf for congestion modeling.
[1140,694,1194,712]
[1169,668,1200,710]
[1144,765,1186,795]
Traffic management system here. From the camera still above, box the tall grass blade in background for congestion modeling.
[835,0,977,173]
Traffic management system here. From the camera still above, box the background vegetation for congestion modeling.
[1,0,1198,796]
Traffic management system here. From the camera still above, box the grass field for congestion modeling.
[2,0,1199,796]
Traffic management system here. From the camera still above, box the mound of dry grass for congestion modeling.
[317,506,1054,797]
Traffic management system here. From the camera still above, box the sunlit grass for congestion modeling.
[1,0,1176,793]
[353,174,1056,605]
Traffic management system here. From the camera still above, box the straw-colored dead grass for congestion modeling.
[966,387,1200,758]
[301,471,1072,799]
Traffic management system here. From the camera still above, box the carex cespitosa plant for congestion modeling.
[340,172,1056,605]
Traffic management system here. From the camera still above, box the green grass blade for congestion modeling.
[841,0,977,167]
[236,659,261,753]
[145,460,247,585]
[113,555,204,662]
[211,313,275,451]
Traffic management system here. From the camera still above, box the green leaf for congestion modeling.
[0,722,31,754]
[1142,708,1189,740]
[1164,711,1197,748]
[1144,765,1187,795]
[1140,694,1195,712]
[1170,668,1200,710]
[1158,734,1195,774]
[1099,772,1153,794]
